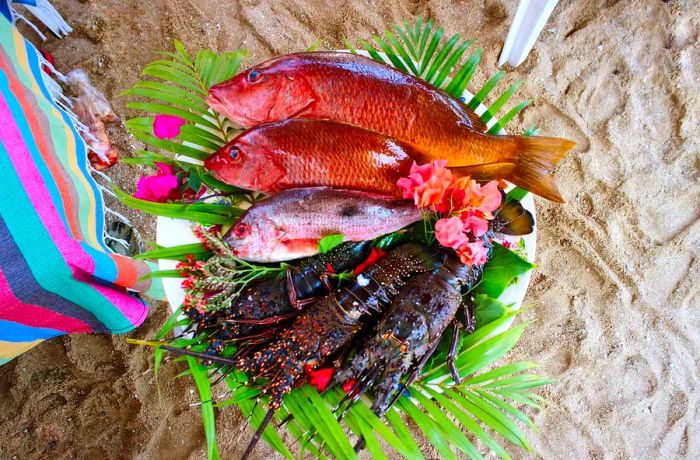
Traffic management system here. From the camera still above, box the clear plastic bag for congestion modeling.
[67,69,119,170]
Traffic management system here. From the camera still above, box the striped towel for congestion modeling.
[0,13,162,364]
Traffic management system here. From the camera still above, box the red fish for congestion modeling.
[207,52,575,202]
[225,187,421,262]
[204,119,423,195]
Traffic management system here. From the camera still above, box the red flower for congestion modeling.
[306,366,334,392]
[342,379,357,394]
[353,248,386,275]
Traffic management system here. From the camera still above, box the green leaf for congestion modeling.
[187,357,220,460]
[482,80,524,124]
[475,243,535,298]
[444,48,482,99]
[121,86,210,112]
[126,125,211,160]
[457,389,532,451]
[237,399,294,460]
[505,186,529,202]
[420,26,443,76]
[398,397,457,460]
[472,388,538,432]
[299,385,357,460]
[463,362,540,386]
[214,387,260,407]
[138,269,182,281]
[318,234,344,254]
[142,64,206,95]
[126,102,219,131]
[114,187,242,225]
[487,99,532,135]
[411,389,482,459]
[425,386,511,460]
[135,242,211,261]
[469,70,505,109]
[424,33,459,83]
[371,34,410,73]
[474,294,513,328]
[385,407,424,459]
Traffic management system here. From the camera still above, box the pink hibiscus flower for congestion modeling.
[461,211,490,237]
[133,162,181,202]
[153,114,186,139]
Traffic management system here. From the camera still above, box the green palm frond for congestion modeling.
[121,40,248,163]
[151,308,548,460]
[348,17,531,134]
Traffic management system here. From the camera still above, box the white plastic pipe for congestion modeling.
[498,0,558,67]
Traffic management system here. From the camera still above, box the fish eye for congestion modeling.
[247,69,262,83]
[227,146,241,162]
[234,222,250,238]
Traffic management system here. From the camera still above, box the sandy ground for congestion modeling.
[1,0,699,459]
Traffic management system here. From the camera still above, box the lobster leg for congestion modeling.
[463,297,477,333]
[286,270,326,309]
[241,408,276,460]
[448,322,462,384]
[381,337,442,416]
[218,310,300,325]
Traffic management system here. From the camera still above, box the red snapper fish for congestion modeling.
[204,119,422,195]
[225,187,421,262]
[207,51,576,202]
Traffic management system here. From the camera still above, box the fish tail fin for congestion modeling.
[452,135,576,203]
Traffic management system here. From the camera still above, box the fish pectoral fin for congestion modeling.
[450,162,517,180]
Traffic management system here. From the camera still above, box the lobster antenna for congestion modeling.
[241,408,276,460]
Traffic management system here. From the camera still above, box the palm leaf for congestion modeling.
[122,40,246,166]
[349,16,534,135]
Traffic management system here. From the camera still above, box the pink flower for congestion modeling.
[153,114,185,139]
[457,242,489,266]
[461,211,490,237]
[133,162,180,202]
[477,181,502,214]
[435,217,469,249]
[397,160,454,209]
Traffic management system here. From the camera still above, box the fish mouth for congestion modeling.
[205,92,226,114]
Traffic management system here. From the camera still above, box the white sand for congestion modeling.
[0,1,698,458]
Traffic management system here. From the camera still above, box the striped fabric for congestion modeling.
[0,15,162,364]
